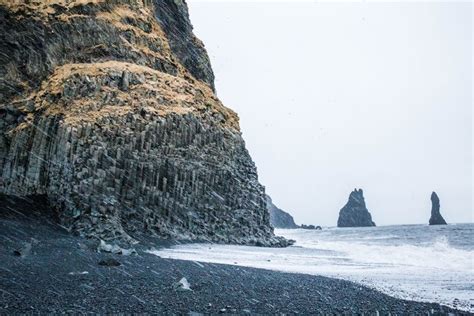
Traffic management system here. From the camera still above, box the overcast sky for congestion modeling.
[187,1,472,226]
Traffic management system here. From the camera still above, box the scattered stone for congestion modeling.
[174,277,192,291]
[68,271,89,275]
[12,242,32,257]
[97,240,136,255]
[98,258,121,267]
[97,240,121,253]
[120,248,137,256]
[337,189,376,227]
[429,192,447,225]
[77,243,89,251]
[217,306,237,313]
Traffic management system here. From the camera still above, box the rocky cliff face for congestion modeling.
[0,0,288,246]
[429,192,447,225]
[337,189,376,228]
[266,195,298,229]
[153,0,215,91]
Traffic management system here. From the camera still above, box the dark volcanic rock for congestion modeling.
[300,224,322,230]
[0,1,286,246]
[429,192,447,225]
[337,189,376,228]
[266,195,298,229]
[153,0,215,91]
[98,258,121,267]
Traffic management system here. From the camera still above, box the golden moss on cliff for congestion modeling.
[0,0,213,102]
[32,61,239,129]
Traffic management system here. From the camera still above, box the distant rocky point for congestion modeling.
[429,192,447,225]
[267,195,298,229]
[266,195,321,230]
[337,189,376,228]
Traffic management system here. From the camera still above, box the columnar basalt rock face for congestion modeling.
[337,189,376,228]
[0,0,288,246]
[429,192,447,225]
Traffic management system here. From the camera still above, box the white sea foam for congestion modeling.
[150,224,474,311]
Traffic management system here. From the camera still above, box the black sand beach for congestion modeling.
[0,196,470,315]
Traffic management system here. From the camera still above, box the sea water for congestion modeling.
[150,224,474,311]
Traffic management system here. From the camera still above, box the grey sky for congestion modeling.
[187,1,472,226]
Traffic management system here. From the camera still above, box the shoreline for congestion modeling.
[150,231,473,313]
[0,204,470,314]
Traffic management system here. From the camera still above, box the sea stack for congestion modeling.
[337,189,376,227]
[0,0,289,247]
[429,192,447,225]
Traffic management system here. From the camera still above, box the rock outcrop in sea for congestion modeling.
[266,195,298,229]
[300,224,322,230]
[0,0,289,246]
[429,192,447,225]
[337,189,376,227]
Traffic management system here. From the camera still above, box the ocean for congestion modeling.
[150,224,473,311]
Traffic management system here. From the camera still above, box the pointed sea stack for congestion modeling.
[429,192,447,225]
[337,189,376,227]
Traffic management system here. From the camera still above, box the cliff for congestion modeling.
[429,192,447,225]
[266,195,298,229]
[337,189,376,228]
[0,0,288,246]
